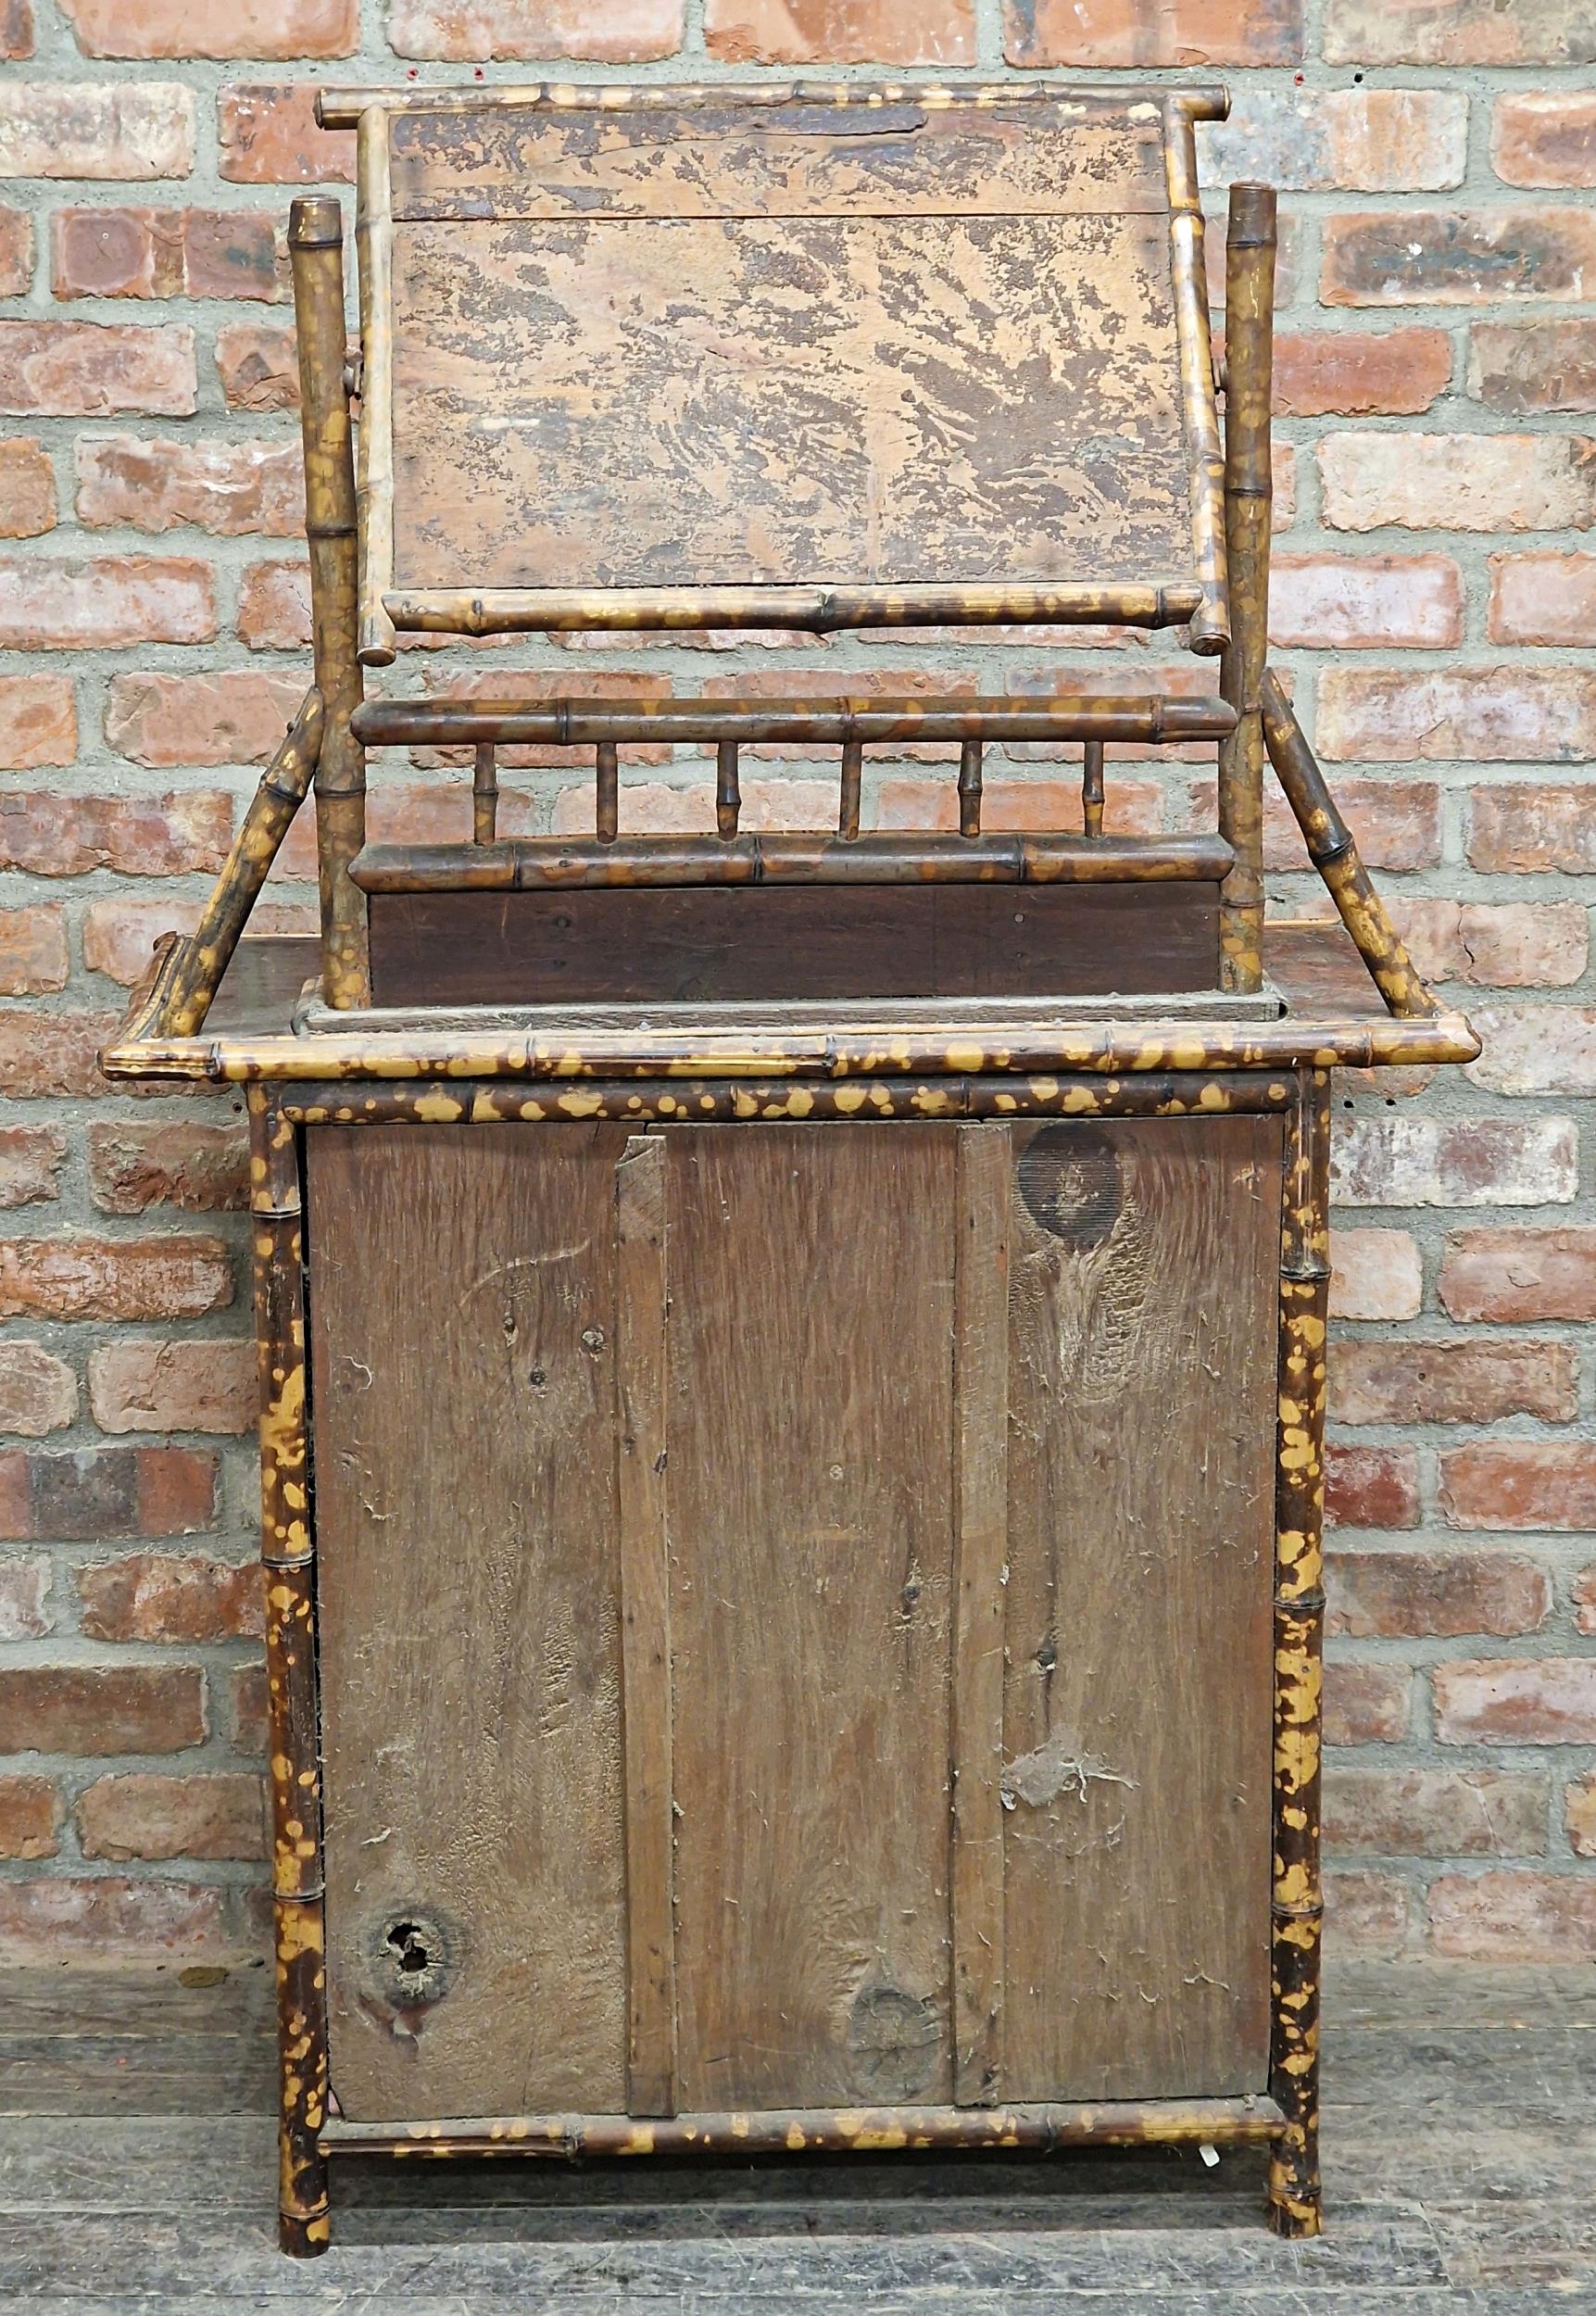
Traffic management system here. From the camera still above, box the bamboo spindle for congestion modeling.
[471,744,498,845]
[596,739,619,843]
[716,739,741,839]
[1081,739,1105,839]
[958,739,984,838]
[288,196,370,1010]
[838,737,863,840]
[1216,182,1276,996]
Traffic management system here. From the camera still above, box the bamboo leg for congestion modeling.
[1216,183,1275,996]
[1268,1066,1327,2238]
[289,196,369,1011]
[250,1088,331,2257]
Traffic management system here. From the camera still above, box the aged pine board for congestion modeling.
[389,215,1193,594]
[664,1124,958,2114]
[1000,1114,1281,2100]
[308,1123,632,2122]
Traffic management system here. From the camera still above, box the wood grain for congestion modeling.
[308,1122,630,2123]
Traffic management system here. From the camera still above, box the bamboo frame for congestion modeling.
[1216,184,1275,996]
[1162,94,1228,656]
[319,81,1231,131]
[353,109,396,667]
[348,694,1237,749]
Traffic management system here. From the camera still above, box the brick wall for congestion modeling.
[0,0,1592,1962]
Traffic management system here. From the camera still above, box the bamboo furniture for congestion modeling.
[102,81,1477,2257]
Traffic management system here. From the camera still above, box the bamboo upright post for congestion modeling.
[289,197,370,1010]
[250,1087,331,2257]
[1216,183,1276,996]
[1268,1065,1328,2238]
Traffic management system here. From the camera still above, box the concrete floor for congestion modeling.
[0,1958,1591,2310]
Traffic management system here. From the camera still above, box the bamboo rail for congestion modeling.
[348,694,1237,749]
[381,583,1209,641]
[317,82,1232,130]
[1216,183,1276,996]
[1163,95,1228,656]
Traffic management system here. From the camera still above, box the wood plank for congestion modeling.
[614,1133,676,2119]
[1000,1115,1280,2100]
[308,1122,631,2123]
[390,214,1193,595]
[665,1124,958,2114]
[950,1123,1010,2108]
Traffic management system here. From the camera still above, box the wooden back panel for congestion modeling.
[341,85,1228,661]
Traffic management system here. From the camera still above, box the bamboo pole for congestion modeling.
[596,740,619,844]
[317,82,1232,130]
[838,737,863,840]
[1081,739,1104,839]
[288,195,370,1010]
[716,739,741,839]
[1164,98,1228,657]
[1268,1066,1328,2239]
[471,744,497,845]
[1216,183,1276,996]
[352,112,396,667]
[958,739,984,837]
[382,582,1206,641]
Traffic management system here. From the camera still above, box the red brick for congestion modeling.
[88,1338,255,1436]
[105,671,308,768]
[1442,1445,1596,1534]
[1438,1658,1596,1744]
[1397,899,1588,988]
[1332,1339,1575,1427]
[0,1664,204,1754]
[1332,1116,1577,1208]
[0,680,74,774]
[218,83,354,183]
[237,558,309,649]
[59,0,357,57]
[707,0,974,61]
[1467,1004,1596,1098]
[231,1661,267,1753]
[0,0,31,59]
[75,435,301,537]
[0,1345,76,1436]
[1489,552,1596,647]
[0,436,56,538]
[0,1011,117,1100]
[1327,1549,1553,1639]
[0,1554,52,1638]
[0,1126,64,1210]
[77,1771,264,1862]
[1004,0,1301,66]
[1323,209,1596,306]
[78,1552,260,1643]
[1325,1869,1410,1956]
[885,774,1163,837]
[1271,329,1451,418]
[0,1447,217,1543]
[1326,0,1596,64]
[0,205,31,296]
[1471,786,1596,874]
[0,1777,58,1861]
[0,1234,233,1321]
[215,321,297,413]
[1324,1661,1410,1744]
[390,0,684,58]
[0,321,196,419]
[1577,1567,1596,1638]
[1441,1227,1596,1323]
[83,894,318,984]
[1264,780,1440,873]
[0,82,194,178]
[1469,321,1596,416]
[1269,555,1462,649]
[1326,1768,1546,1858]
[1329,1227,1421,1321]
[1326,1444,1420,1531]
[52,208,283,304]
[1566,1772,1596,1857]
[1430,1873,1596,1961]
[1205,89,1464,194]
[0,1876,226,1958]
[88,1120,248,1215]
[1321,432,1596,532]
[0,788,228,876]
[0,558,213,650]
[1493,94,1596,190]
[1322,668,1596,765]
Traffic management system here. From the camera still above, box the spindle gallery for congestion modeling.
[102,80,1478,2256]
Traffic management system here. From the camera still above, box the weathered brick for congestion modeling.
[0,1011,117,1100]
[391,0,684,59]
[1431,1873,1596,1962]
[1323,668,1596,766]
[1327,1549,1553,1639]
[0,1346,76,1437]
[1470,786,1596,874]
[231,1661,267,1754]
[78,1552,260,1643]
[1202,90,1464,194]
[0,1554,52,1639]
[0,559,214,651]
[1324,209,1596,306]
[0,789,228,876]
[1577,1567,1596,1638]
[1325,1869,1410,1956]
[88,1120,249,1215]
[1438,1658,1596,1744]
[1325,1660,1410,1744]
[1441,1227,1596,1323]
[0,1126,65,1210]
[1489,552,1596,647]
[1326,0,1596,65]
[77,1771,264,1862]
[0,83,194,179]
[1321,433,1596,534]
[75,435,301,537]
[1469,321,1596,416]
[0,436,55,538]
[1467,1005,1596,1098]
[1442,1445,1596,1534]
[1326,1444,1420,1531]
[0,1777,58,1861]
[1329,1227,1422,1321]
[106,671,308,769]
[237,558,310,649]
[0,1447,217,1543]
[1269,555,1462,649]
[1271,329,1451,418]
[1332,1116,1577,1208]
[0,321,196,419]
[88,1338,255,1436]
[1397,899,1588,988]
[1326,1768,1546,1858]
[1493,94,1596,190]
[0,679,75,773]
[0,1664,204,1755]
[0,0,30,60]
[52,208,283,303]
[1332,1340,1575,1427]
[214,321,297,413]
[59,0,357,57]
[0,1875,225,1958]
[1264,780,1440,874]
[708,0,972,59]
[0,204,31,295]
[218,83,355,183]
[1004,0,1301,66]
[1565,1771,1596,1857]
[0,1235,233,1322]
